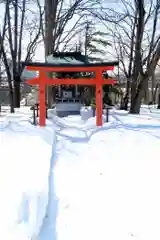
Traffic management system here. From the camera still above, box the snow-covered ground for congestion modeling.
[0,109,55,240]
[0,106,160,240]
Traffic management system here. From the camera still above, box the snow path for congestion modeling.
[39,114,160,240]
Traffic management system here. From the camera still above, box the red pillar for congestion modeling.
[96,70,103,126]
[39,71,46,127]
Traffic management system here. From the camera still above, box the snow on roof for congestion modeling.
[21,52,88,80]
[21,68,37,80]
[46,52,88,65]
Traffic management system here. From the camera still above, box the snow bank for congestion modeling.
[80,106,93,121]
[0,118,56,240]
[47,105,160,129]
[52,113,160,240]
[110,109,160,128]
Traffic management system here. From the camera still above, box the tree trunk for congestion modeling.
[130,76,148,114]
[120,78,130,110]
[151,72,155,102]
[153,83,159,104]
[130,80,137,108]
[120,95,128,110]
[45,0,57,108]
[157,84,160,109]
[7,77,14,113]
[130,91,143,113]
[9,86,14,113]
[144,82,149,104]
[157,95,160,109]
[14,75,21,108]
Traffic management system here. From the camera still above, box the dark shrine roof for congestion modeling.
[46,51,89,65]
[22,51,118,71]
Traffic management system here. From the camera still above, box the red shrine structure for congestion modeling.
[23,61,118,127]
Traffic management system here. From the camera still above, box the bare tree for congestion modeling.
[130,0,160,113]
[0,0,43,111]
[45,0,104,52]
[104,0,160,112]
[44,0,111,107]
[0,0,14,111]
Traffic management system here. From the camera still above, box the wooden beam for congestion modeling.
[22,61,119,68]
[26,65,115,72]
[27,77,116,85]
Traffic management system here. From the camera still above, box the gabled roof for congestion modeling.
[21,52,88,80]
[46,51,89,65]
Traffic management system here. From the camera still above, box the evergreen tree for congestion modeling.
[84,22,112,63]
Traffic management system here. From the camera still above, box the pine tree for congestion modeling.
[84,23,112,63]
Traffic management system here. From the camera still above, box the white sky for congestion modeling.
[0,0,160,76]
[0,0,121,62]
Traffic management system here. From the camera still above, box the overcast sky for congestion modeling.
[0,0,159,76]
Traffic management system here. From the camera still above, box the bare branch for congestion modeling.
[25,0,43,64]
[146,0,160,67]
[18,0,26,70]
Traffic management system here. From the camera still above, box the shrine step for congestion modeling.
[56,110,80,117]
